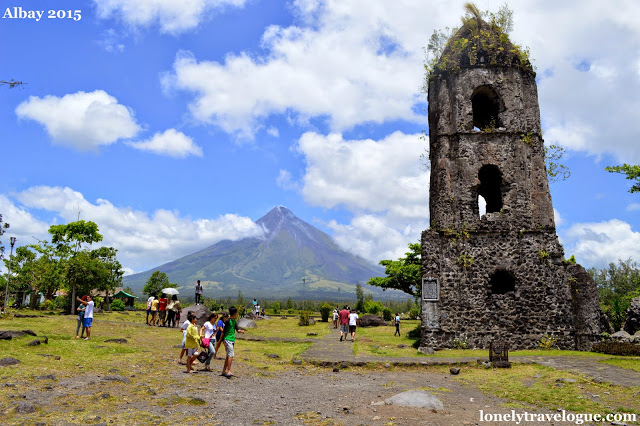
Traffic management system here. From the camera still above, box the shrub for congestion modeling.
[592,341,640,356]
[41,299,55,311]
[271,301,281,315]
[364,300,384,315]
[539,333,558,349]
[54,296,70,312]
[453,337,468,349]
[298,311,310,326]
[409,308,420,320]
[287,308,295,314]
[134,302,147,310]
[111,299,126,311]
[382,307,393,321]
[319,303,332,322]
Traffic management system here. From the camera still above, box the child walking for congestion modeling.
[185,313,201,373]
[221,306,244,378]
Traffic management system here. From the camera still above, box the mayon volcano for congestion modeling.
[124,206,405,300]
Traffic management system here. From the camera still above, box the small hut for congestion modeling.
[112,290,138,309]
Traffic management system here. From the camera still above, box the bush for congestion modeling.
[409,308,420,320]
[364,300,384,315]
[271,301,281,315]
[111,299,126,311]
[319,303,332,322]
[41,299,55,311]
[298,310,311,326]
[54,296,70,312]
[592,341,640,356]
[287,309,295,314]
[134,302,147,310]
[539,333,558,350]
[382,307,393,321]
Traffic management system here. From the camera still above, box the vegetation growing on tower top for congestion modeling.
[423,3,535,89]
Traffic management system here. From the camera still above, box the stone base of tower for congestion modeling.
[420,225,610,351]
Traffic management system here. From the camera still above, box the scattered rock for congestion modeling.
[182,304,212,327]
[397,344,408,348]
[0,330,27,339]
[556,378,576,383]
[237,318,257,329]
[104,338,127,344]
[340,362,349,369]
[36,374,56,381]
[267,353,280,359]
[307,332,318,336]
[384,363,391,369]
[418,346,435,355]
[103,375,130,384]
[0,357,21,367]
[22,329,37,336]
[623,297,640,335]
[493,360,511,368]
[384,390,444,410]
[42,336,48,344]
[15,402,36,414]
[292,358,302,365]
[611,330,633,342]
[358,315,387,327]
[332,367,339,373]
[26,339,41,346]
[449,367,460,375]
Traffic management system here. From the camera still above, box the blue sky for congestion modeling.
[1,0,639,276]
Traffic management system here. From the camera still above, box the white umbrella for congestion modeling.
[161,288,179,295]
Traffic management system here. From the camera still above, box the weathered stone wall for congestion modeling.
[420,22,607,352]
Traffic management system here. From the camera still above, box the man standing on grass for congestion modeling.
[221,306,245,378]
[339,305,350,341]
[76,295,94,340]
[195,280,203,305]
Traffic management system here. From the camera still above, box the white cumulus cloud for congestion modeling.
[294,131,429,263]
[93,0,247,34]
[563,219,640,268]
[9,186,264,274]
[16,90,141,150]
[127,129,203,158]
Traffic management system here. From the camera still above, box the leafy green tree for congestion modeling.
[49,220,103,313]
[605,164,640,193]
[364,299,384,315]
[5,244,62,309]
[368,243,422,299]
[590,259,640,331]
[143,271,177,297]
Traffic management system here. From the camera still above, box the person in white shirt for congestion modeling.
[348,310,359,342]
[146,295,155,325]
[76,295,95,340]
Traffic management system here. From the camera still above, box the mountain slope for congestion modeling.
[124,206,402,300]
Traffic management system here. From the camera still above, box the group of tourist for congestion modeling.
[335,305,359,342]
[177,306,244,377]
[146,293,182,327]
[332,306,402,339]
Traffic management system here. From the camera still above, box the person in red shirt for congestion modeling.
[158,294,168,327]
[339,305,350,341]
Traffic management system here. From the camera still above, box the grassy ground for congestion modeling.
[454,363,640,417]
[2,311,640,424]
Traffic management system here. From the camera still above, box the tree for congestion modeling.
[367,243,422,299]
[589,258,640,331]
[0,213,9,261]
[355,282,365,312]
[5,244,62,309]
[49,220,103,313]
[545,144,571,183]
[605,164,640,193]
[143,271,176,297]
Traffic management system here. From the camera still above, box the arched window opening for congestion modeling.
[478,195,487,217]
[489,270,515,295]
[478,165,503,213]
[471,85,501,130]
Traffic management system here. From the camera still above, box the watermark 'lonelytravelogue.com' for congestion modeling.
[479,409,637,425]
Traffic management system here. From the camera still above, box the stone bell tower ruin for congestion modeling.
[420,11,608,350]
